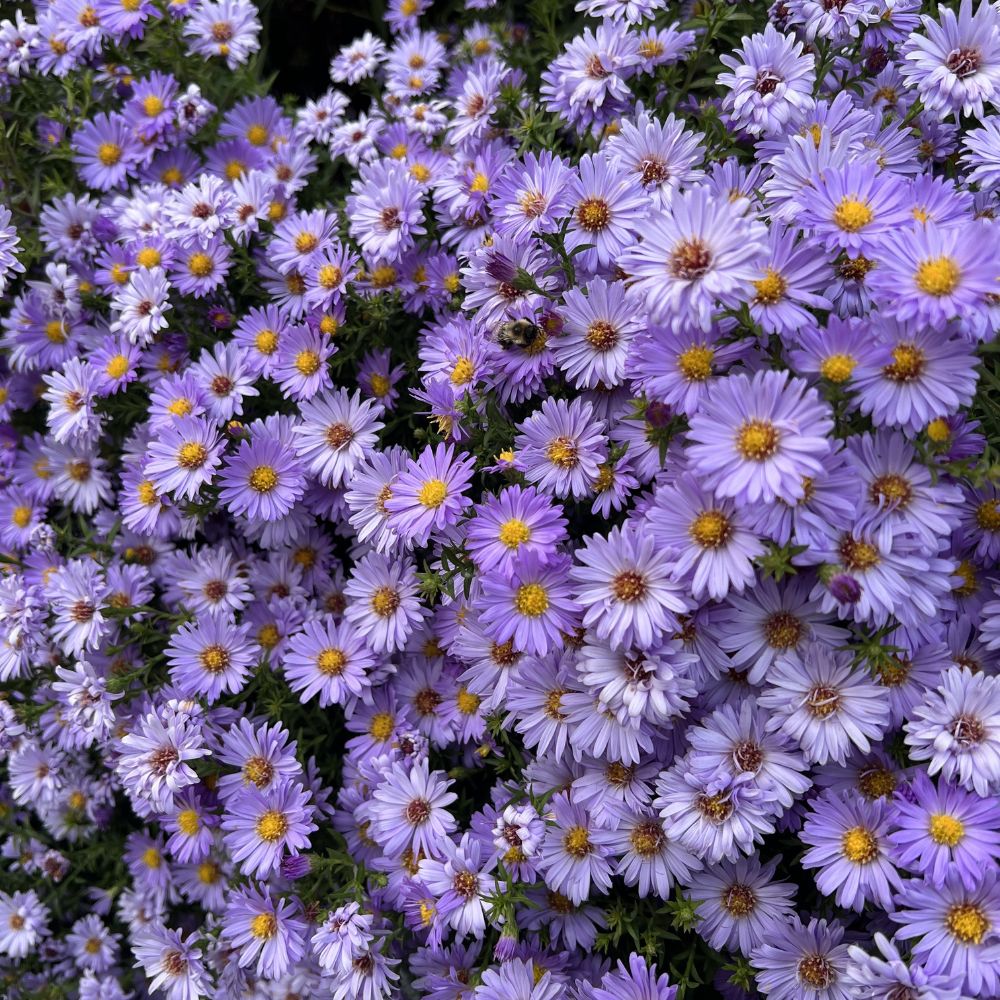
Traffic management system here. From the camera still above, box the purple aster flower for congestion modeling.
[869,219,998,328]
[490,151,575,240]
[750,224,832,336]
[758,643,890,766]
[904,666,1000,797]
[890,770,1000,890]
[221,883,306,980]
[165,616,256,703]
[418,833,497,938]
[900,0,1000,120]
[282,616,374,708]
[110,266,172,346]
[686,853,796,957]
[589,955,678,1000]
[570,523,692,651]
[183,0,261,69]
[385,443,475,547]
[145,416,224,501]
[472,958,563,1000]
[479,553,581,657]
[752,916,852,1000]
[800,789,901,911]
[514,397,607,500]
[73,112,139,191]
[218,433,306,522]
[343,551,425,653]
[538,791,614,905]
[272,324,335,402]
[312,902,374,975]
[367,758,457,858]
[620,185,768,330]
[844,932,965,1000]
[466,485,567,575]
[221,778,316,878]
[891,870,1000,998]
[132,925,209,1000]
[717,23,816,137]
[646,472,765,601]
[347,160,426,263]
[215,717,301,797]
[686,369,833,505]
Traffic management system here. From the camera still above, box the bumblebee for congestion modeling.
[495,318,541,351]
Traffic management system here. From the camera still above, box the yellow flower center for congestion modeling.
[249,465,279,493]
[515,583,549,617]
[418,478,448,508]
[841,826,879,863]
[142,95,164,117]
[976,500,1000,532]
[371,586,400,617]
[11,506,31,529]
[142,847,161,869]
[295,232,318,254]
[187,253,213,278]
[167,397,193,416]
[106,354,129,378]
[946,903,989,945]
[576,197,611,232]
[136,247,161,268]
[820,353,857,383]
[254,329,278,355]
[546,436,578,468]
[68,790,87,811]
[258,623,279,649]
[161,167,183,186]
[736,419,780,461]
[840,535,880,571]
[677,345,714,381]
[137,480,158,506]
[450,356,475,386]
[469,172,489,193]
[753,267,787,305]
[929,813,965,847]
[246,124,268,146]
[833,196,874,232]
[498,518,531,549]
[110,263,128,285]
[915,256,960,297]
[456,687,481,714]
[926,417,951,443]
[883,343,925,382]
[177,809,200,835]
[250,913,277,939]
[98,142,122,166]
[317,648,346,676]
[563,826,591,858]
[177,442,208,468]
[197,862,219,884]
[369,712,395,741]
[45,320,67,343]
[317,264,342,289]
[200,645,230,673]
[295,349,320,376]
[410,162,431,182]
[369,373,391,396]
[690,510,731,548]
[255,809,288,843]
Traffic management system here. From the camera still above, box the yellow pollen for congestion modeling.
[67,790,86,811]
[371,586,400,617]
[137,480,158,506]
[177,442,208,469]
[840,535,880,571]
[546,436,578,468]
[187,252,213,278]
[255,809,288,843]
[255,329,278,355]
[317,264,343,289]
[294,232,318,254]
[97,142,122,167]
[248,465,279,493]
[11,506,31,529]
[946,903,989,945]
[369,712,395,741]
[295,349,321,376]
[246,124,268,146]
[833,196,874,232]
[498,518,531,549]
[883,343,925,382]
[372,265,397,288]
[576,197,611,231]
[167,397,193,416]
[563,826,591,858]
[401,0,417,13]
[45,320,67,344]
[200,645,229,673]
[110,262,128,285]
[161,167,183,186]
[841,826,879,864]
[257,623,279,649]
[418,478,448,508]
[197,862,219,884]
[106,354,129,379]
[450,356,475,386]
[737,419,779,461]
[456,687,481,714]
[915,256,960,297]
[929,813,965,847]
[690,510,730,548]
[753,267,787,305]
[444,273,461,293]
[469,172,489,193]
[677,345,714,381]
[142,847,161,869]
[976,500,1000,532]
[926,417,951,443]
[250,913,277,939]
[177,809,200,835]
[410,163,431,182]
[142,95,164,117]
[820,353,857,383]
[390,142,408,159]
[317,648,347,675]
[515,583,549,617]
[136,247,161,268]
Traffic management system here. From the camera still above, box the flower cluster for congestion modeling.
[2,0,1000,998]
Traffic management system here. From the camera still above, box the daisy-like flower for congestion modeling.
[686,369,833,505]
[554,278,641,390]
[220,883,307,980]
[480,553,581,657]
[900,0,1000,120]
[72,112,138,191]
[166,616,257,703]
[514,397,607,500]
[869,220,998,328]
[282,616,374,708]
[587,955,680,1000]
[646,472,765,601]
[717,23,816,137]
[183,0,261,70]
[221,779,316,878]
[844,933,965,1000]
[343,551,425,653]
[890,770,1000,890]
[758,643,890,766]
[490,150,575,240]
[109,267,172,346]
[0,890,49,958]
[800,790,901,912]
[620,185,768,330]
[891,870,1000,998]
[218,434,306,521]
[132,925,210,1000]
[367,758,457,858]
[752,916,852,1000]
[538,792,613,906]
[145,417,224,501]
[570,524,692,651]
[385,443,475,547]
[418,833,497,938]
[904,666,1000,797]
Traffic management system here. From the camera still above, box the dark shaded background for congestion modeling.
[258,0,385,98]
